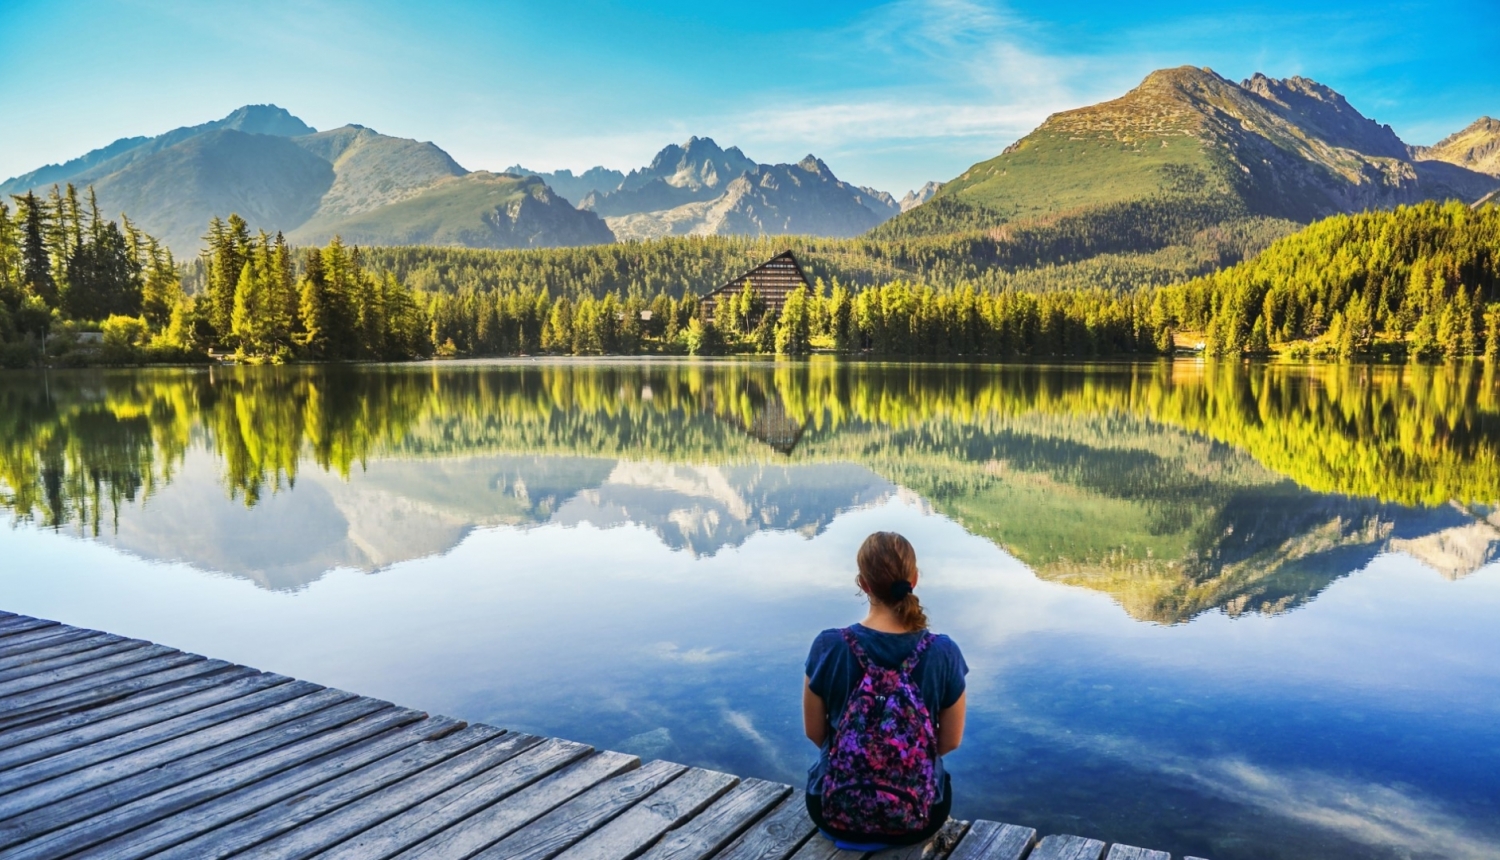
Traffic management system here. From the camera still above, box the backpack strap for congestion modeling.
[839,627,872,672]
[898,631,936,675]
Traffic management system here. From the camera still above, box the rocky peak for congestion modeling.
[214,104,317,138]
[797,154,831,176]
[628,137,757,192]
[899,181,940,212]
[1241,73,1407,158]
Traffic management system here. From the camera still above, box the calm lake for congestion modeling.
[2,359,1498,860]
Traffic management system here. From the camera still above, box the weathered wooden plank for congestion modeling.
[1105,846,1168,860]
[0,696,393,853]
[247,731,546,860]
[0,670,289,770]
[310,736,592,860]
[0,617,58,638]
[0,628,103,662]
[393,750,640,860]
[635,778,791,860]
[0,679,326,806]
[947,820,1037,860]
[871,819,969,860]
[711,791,818,860]
[0,637,138,679]
[554,767,739,860]
[0,666,258,752]
[0,640,155,691]
[1029,835,1106,860]
[0,686,340,821]
[148,723,505,860]
[42,711,446,860]
[0,656,224,728]
[469,759,687,860]
[0,651,201,716]
[784,837,870,860]
[0,634,128,674]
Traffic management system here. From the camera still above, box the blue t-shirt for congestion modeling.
[804,624,968,798]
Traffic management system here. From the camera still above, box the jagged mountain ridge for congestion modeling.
[578,137,759,217]
[535,137,932,241]
[885,66,1499,240]
[504,165,627,206]
[604,154,900,240]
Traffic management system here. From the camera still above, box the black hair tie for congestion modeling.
[887,580,913,600]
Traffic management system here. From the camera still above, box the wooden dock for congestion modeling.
[0,611,1200,860]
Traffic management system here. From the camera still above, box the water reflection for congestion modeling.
[2,360,1496,618]
[2,359,1499,860]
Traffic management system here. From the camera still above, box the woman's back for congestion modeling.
[806,624,967,736]
[801,531,969,849]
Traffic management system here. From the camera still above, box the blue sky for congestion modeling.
[2,0,1497,194]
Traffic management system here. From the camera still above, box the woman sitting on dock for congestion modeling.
[803,531,969,850]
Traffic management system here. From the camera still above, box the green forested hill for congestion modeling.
[867,67,1498,285]
[1160,200,1500,358]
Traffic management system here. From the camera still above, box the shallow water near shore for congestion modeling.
[2,359,1498,860]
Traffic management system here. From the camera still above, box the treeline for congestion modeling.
[195,215,427,361]
[0,188,431,367]
[424,279,1170,359]
[0,186,183,366]
[1159,200,1500,358]
[11,191,1500,367]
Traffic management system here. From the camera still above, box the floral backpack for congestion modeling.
[819,627,940,835]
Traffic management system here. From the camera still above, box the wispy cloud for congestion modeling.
[1002,710,1500,859]
[707,0,1145,186]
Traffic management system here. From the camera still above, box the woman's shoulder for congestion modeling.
[923,631,966,660]
[809,627,849,653]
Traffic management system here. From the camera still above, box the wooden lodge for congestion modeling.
[702,252,811,324]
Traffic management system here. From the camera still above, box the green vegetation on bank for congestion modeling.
[7,185,1499,365]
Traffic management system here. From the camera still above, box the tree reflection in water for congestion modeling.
[1,359,1496,621]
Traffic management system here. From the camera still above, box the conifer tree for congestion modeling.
[775,286,811,355]
[13,193,57,307]
[231,261,271,356]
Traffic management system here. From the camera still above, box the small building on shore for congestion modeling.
[701,251,811,324]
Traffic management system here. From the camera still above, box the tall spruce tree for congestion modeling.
[13,193,57,307]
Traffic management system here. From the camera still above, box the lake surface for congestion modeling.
[2,359,1498,860]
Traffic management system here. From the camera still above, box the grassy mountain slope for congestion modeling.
[1414,117,1500,176]
[290,125,469,227]
[920,67,1496,229]
[92,129,334,253]
[290,172,614,249]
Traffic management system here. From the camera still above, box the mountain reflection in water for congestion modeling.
[1,359,1496,619]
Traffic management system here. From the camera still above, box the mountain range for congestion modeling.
[4,67,1497,265]
[0,109,919,255]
